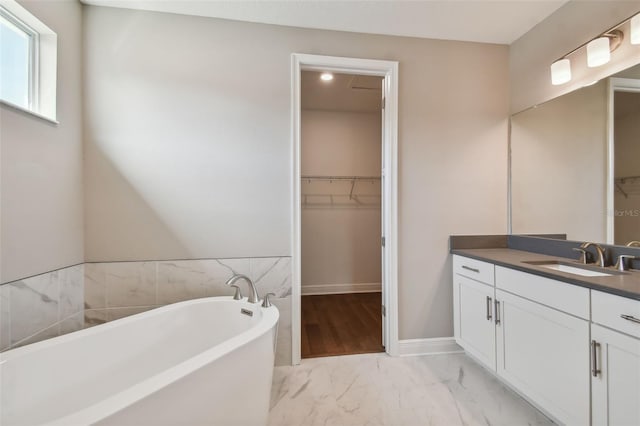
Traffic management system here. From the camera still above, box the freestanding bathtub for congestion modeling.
[0,297,279,426]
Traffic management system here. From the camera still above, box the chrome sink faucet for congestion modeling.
[225,274,260,304]
[580,242,607,267]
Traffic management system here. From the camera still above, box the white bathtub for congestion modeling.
[0,297,279,426]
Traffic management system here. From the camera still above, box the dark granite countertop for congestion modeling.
[452,248,640,301]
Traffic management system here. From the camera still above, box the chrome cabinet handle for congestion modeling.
[620,314,640,324]
[592,340,601,377]
[486,296,493,321]
[495,300,501,325]
[462,265,480,273]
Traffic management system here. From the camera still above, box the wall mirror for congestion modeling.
[510,62,640,247]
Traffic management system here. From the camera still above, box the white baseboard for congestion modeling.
[301,282,381,295]
[398,337,463,356]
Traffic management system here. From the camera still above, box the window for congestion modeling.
[1,7,37,110]
[0,1,57,122]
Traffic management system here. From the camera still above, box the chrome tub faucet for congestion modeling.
[225,274,260,304]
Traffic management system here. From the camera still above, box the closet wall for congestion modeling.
[301,109,381,294]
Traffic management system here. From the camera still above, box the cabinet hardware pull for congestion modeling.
[486,296,492,321]
[495,300,501,325]
[592,340,601,377]
[620,314,640,324]
[462,265,480,273]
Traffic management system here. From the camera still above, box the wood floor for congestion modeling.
[301,292,384,358]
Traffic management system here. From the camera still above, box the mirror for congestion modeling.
[510,63,640,246]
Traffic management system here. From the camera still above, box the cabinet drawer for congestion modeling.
[592,291,640,339]
[453,255,494,284]
[495,266,590,319]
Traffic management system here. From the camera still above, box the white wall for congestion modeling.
[0,0,84,284]
[301,110,381,291]
[83,6,509,340]
[510,1,640,113]
[511,81,607,242]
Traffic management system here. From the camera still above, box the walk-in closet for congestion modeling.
[300,70,384,358]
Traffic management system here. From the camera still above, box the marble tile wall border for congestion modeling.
[84,257,292,365]
[0,264,84,352]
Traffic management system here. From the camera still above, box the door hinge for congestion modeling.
[382,305,386,316]
[382,97,386,109]
[382,236,386,247]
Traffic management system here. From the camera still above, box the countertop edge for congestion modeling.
[451,249,640,301]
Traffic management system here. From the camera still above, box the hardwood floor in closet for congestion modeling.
[301,292,384,358]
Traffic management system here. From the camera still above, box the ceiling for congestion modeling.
[302,71,383,112]
[81,0,569,45]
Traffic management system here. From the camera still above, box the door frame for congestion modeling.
[291,53,399,364]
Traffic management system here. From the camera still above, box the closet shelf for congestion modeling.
[301,175,381,207]
[615,175,640,199]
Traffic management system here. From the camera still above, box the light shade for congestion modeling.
[587,37,610,67]
[550,58,571,85]
[631,13,640,45]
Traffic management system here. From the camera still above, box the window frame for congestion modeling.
[1,5,40,110]
[0,0,57,124]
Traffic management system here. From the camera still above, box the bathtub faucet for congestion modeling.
[225,274,260,304]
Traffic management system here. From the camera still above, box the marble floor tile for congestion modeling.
[268,353,555,426]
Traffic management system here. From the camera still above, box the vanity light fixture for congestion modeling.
[631,13,640,45]
[320,72,334,82]
[550,58,571,85]
[549,9,636,86]
[586,29,623,68]
[587,36,611,67]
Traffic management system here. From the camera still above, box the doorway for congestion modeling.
[291,54,399,364]
[608,77,640,245]
[300,70,384,358]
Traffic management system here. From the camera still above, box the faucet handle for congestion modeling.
[230,284,243,300]
[615,255,638,272]
[572,247,588,264]
[261,293,276,308]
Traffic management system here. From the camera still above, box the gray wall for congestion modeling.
[83,6,509,340]
[509,1,640,113]
[0,0,84,284]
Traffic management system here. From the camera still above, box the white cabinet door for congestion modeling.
[496,289,590,425]
[455,275,495,370]
[592,324,640,426]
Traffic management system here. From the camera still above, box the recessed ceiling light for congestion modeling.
[320,72,333,82]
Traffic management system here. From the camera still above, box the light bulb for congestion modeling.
[320,73,334,81]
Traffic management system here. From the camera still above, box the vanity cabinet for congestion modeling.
[495,288,590,425]
[591,291,640,426]
[452,256,496,370]
[453,255,596,425]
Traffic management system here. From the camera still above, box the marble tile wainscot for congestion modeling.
[0,264,85,351]
[84,256,292,365]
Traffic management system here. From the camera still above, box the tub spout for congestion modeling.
[225,274,260,304]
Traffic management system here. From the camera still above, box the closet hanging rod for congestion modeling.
[301,175,381,181]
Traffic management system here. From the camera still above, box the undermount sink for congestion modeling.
[522,260,614,277]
